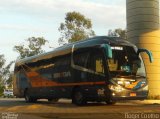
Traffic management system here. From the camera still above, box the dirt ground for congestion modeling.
[0,98,160,119]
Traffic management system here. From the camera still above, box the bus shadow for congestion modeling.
[37,100,160,108]
[37,100,119,108]
[0,98,159,109]
[28,99,112,108]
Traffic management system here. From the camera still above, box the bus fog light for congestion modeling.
[117,81,123,85]
[112,93,115,96]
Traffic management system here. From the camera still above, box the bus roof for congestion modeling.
[15,36,135,67]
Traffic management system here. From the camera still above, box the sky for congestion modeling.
[0,0,126,66]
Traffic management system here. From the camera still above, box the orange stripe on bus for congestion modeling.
[27,72,39,77]
[31,81,106,87]
[25,71,106,88]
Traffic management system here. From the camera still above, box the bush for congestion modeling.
[0,85,5,97]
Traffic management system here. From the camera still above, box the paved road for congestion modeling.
[0,98,160,119]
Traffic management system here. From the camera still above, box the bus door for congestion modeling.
[86,48,107,98]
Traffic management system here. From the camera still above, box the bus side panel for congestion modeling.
[13,73,21,97]
[13,69,40,97]
[13,70,32,98]
[25,54,73,99]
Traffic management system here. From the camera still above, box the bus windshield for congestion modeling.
[107,46,146,78]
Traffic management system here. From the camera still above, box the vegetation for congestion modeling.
[0,55,13,96]
[58,11,95,45]
[108,28,127,40]
[14,37,48,59]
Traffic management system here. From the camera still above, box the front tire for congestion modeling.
[105,99,116,105]
[24,90,37,103]
[72,88,87,106]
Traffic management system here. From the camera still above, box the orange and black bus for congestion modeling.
[13,36,153,105]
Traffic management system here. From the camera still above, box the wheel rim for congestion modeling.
[25,91,30,102]
[75,91,83,104]
[25,94,29,102]
[106,99,116,104]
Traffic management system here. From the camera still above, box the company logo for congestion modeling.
[53,71,71,78]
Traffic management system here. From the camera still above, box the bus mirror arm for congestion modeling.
[137,48,153,63]
[100,44,112,59]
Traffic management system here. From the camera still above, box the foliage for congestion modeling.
[108,28,127,40]
[0,55,5,69]
[0,55,6,85]
[58,11,95,45]
[0,55,13,96]
[14,37,48,59]
[0,85,5,96]
[6,72,13,88]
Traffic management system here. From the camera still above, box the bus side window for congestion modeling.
[73,50,90,68]
[91,50,105,74]
[96,58,104,74]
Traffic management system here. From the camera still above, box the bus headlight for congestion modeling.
[109,85,125,92]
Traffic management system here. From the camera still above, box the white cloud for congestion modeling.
[0,0,126,64]
[0,24,47,32]
[0,0,126,30]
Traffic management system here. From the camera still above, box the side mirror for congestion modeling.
[137,48,153,63]
[101,44,112,58]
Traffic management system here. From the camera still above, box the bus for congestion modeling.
[13,36,153,105]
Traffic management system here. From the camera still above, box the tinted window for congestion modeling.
[91,50,105,74]
[108,46,145,77]
[73,50,90,68]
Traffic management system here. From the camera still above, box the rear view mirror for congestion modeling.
[137,48,153,63]
[101,44,112,58]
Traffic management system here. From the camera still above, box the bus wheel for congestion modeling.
[72,89,87,106]
[24,90,36,103]
[105,99,116,105]
[48,98,59,103]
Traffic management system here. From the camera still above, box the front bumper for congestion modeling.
[111,90,148,101]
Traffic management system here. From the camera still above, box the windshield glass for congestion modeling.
[107,46,146,78]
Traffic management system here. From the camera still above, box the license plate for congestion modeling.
[130,92,136,96]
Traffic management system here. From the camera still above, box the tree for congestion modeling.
[0,55,13,96]
[108,28,127,40]
[3,61,14,88]
[0,55,5,96]
[14,37,48,59]
[58,11,95,45]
